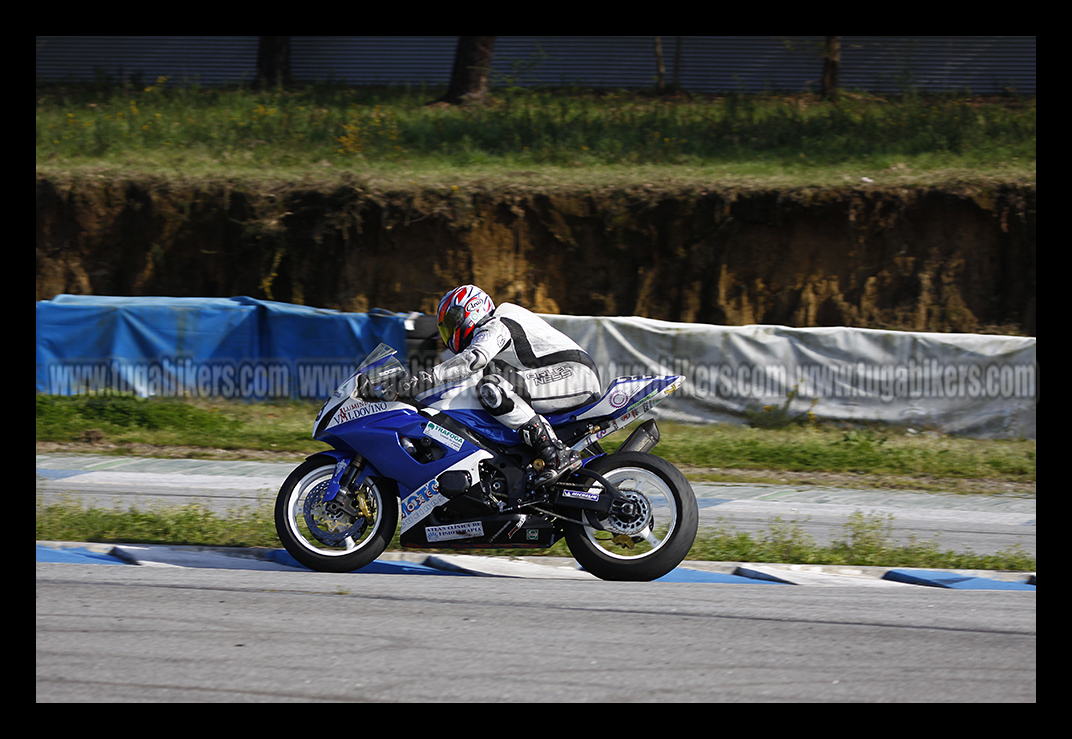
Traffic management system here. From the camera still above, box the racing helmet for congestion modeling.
[437,285,495,353]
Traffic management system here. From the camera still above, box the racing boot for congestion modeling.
[519,414,582,487]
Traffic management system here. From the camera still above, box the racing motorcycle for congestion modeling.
[275,344,698,581]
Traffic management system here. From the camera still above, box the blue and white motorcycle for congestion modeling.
[275,344,698,581]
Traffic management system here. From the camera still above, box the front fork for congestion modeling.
[320,453,374,518]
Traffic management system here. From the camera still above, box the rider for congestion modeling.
[418,285,602,486]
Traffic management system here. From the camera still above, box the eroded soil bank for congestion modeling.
[35,175,1035,335]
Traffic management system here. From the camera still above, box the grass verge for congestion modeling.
[35,498,1034,572]
[37,85,1035,190]
[36,395,1036,493]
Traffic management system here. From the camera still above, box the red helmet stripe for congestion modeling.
[437,285,493,353]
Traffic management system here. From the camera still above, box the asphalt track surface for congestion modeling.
[37,559,1035,702]
[36,453,1035,702]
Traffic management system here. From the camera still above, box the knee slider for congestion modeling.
[478,374,514,415]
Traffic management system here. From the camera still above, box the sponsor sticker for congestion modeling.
[424,421,465,452]
[563,489,601,502]
[400,480,447,533]
[334,400,388,424]
[426,520,485,543]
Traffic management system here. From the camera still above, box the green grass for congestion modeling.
[36,495,280,550]
[35,498,1035,572]
[644,423,1036,485]
[36,395,1036,489]
[36,394,317,455]
[688,511,1034,571]
[36,83,1036,190]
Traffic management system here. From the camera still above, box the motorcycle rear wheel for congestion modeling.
[563,451,698,582]
[275,454,398,573]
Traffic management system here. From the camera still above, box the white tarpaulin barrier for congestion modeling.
[541,316,1036,440]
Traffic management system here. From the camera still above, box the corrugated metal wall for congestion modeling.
[36,36,1036,94]
[35,36,260,86]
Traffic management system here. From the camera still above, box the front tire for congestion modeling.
[275,454,398,573]
[564,451,698,581]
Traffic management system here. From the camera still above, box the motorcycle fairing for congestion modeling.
[419,373,685,447]
[319,407,488,495]
[564,375,683,451]
[314,395,415,441]
[398,449,493,534]
[312,344,412,440]
[400,510,558,549]
[569,375,683,423]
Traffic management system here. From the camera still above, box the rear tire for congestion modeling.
[275,454,398,573]
[564,452,698,582]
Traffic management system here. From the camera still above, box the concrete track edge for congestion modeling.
[36,540,1036,590]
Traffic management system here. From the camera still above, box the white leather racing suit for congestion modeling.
[430,303,601,429]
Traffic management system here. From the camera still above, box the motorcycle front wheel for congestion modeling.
[563,451,698,582]
[275,454,399,573]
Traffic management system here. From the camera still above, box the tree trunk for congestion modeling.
[655,36,684,95]
[654,36,666,93]
[435,36,497,105]
[672,36,683,90]
[821,36,840,100]
[257,36,291,88]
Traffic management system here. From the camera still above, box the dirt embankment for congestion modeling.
[35,175,1035,335]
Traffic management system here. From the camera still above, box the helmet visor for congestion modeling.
[438,305,464,350]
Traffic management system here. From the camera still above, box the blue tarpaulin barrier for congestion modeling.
[36,295,407,400]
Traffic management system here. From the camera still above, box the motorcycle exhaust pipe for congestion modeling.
[616,419,660,454]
